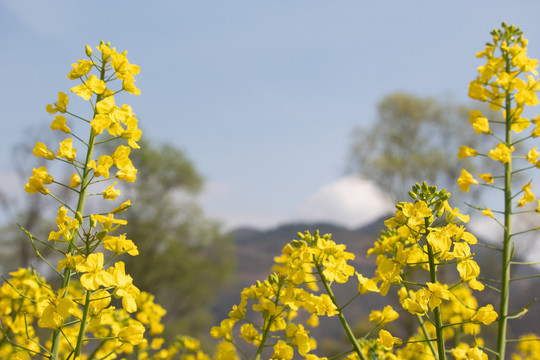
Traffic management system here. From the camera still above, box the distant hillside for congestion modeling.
[219,219,386,299]
[213,216,540,350]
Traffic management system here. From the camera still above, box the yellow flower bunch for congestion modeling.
[459,22,540,359]
[211,230,406,360]
[460,23,540,193]
[210,271,320,360]
[0,42,177,360]
[0,268,169,359]
[365,183,496,359]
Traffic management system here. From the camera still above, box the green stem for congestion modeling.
[497,51,513,360]
[425,219,445,360]
[73,290,92,358]
[253,281,283,360]
[314,259,367,360]
[253,318,273,360]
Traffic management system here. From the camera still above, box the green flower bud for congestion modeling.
[76,211,83,225]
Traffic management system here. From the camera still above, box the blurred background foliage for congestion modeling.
[348,92,498,204]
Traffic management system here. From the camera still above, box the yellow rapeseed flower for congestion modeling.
[103,181,121,201]
[76,253,114,290]
[50,115,71,133]
[482,208,495,219]
[478,173,494,183]
[57,138,76,162]
[426,282,451,309]
[517,183,535,207]
[457,169,478,192]
[25,166,53,194]
[488,143,514,163]
[38,294,76,330]
[468,110,491,134]
[272,340,294,360]
[88,155,114,178]
[526,146,539,164]
[457,146,478,159]
[46,91,69,114]
[369,305,399,326]
[471,304,498,325]
[69,173,81,188]
[33,142,55,160]
[118,321,145,345]
[71,74,106,100]
[104,234,138,256]
[376,329,402,350]
[67,59,94,80]
[239,323,260,344]
[357,273,379,294]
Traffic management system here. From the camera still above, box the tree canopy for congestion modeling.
[348,92,490,203]
[117,140,234,340]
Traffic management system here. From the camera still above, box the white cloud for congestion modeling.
[198,181,286,230]
[293,176,394,229]
[199,176,394,230]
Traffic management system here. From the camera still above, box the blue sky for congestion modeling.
[2,1,540,230]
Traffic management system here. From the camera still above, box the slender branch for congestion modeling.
[497,46,513,360]
[510,274,540,281]
[506,337,540,343]
[313,258,367,360]
[253,279,285,360]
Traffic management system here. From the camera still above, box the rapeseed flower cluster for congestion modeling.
[365,183,496,359]
[0,42,180,360]
[460,23,540,201]
[459,22,540,359]
[210,231,367,360]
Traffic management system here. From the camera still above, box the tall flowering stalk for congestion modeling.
[460,22,540,360]
[210,231,371,360]
[365,184,495,360]
[0,42,172,360]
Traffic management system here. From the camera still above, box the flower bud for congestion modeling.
[268,273,279,284]
[69,174,81,188]
[89,215,97,229]
[291,240,303,249]
[76,211,83,225]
